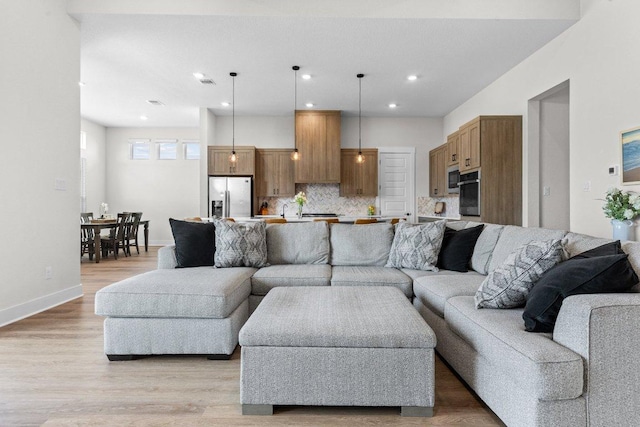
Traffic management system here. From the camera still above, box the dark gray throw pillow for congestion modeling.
[169,218,215,268]
[523,241,638,332]
[437,225,484,272]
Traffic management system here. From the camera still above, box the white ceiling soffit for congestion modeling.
[72,0,581,127]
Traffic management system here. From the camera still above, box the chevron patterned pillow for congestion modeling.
[475,239,565,309]
[386,220,446,271]
[214,220,268,268]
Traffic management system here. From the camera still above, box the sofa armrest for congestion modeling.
[157,245,177,269]
[553,293,640,426]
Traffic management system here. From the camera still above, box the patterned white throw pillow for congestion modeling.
[475,239,564,309]
[214,220,268,268]
[386,220,446,271]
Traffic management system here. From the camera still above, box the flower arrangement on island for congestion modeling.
[602,188,640,221]
[293,191,307,218]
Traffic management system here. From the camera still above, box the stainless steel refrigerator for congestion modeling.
[208,177,253,218]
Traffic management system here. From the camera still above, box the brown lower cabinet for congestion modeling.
[340,149,378,196]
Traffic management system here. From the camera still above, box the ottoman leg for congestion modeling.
[401,406,434,417]
[242,404,273,415]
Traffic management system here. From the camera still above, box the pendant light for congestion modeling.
[229,72,238,164]
[291,66,301,161]
[356,73,365,164]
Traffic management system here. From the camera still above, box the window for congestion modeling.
[157,139,178,160]
[183,140,200,160]
[129,139,151,160]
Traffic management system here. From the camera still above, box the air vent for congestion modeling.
[200,79,216,85]
[146,100,164,106]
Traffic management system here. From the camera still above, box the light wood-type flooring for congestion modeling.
[0,248,504,426]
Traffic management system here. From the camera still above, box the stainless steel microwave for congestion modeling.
[447,166,460,194]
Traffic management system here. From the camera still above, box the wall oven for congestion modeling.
[458,170,480,216]
[447,166,460,194]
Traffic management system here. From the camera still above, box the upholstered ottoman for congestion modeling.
[95,267,255,360]
[239,286,436,416]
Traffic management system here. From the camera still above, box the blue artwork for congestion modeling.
[622,127,640,184]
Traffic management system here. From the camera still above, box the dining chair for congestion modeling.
[313,218,339,223]
[123,212,143,256]
[264,218,287,224]
[184,217,202,222]
[389,218,401,225]
[80,212,95,260]
[101,212,131,259]
[354,218,378,224]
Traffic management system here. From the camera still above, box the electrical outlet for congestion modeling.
[45,266,53,280]
[54,178,66,191]
[543,186,551,196]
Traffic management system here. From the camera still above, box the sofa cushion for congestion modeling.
[331,266,413,297]
[437,225,484,272]
[488,225,567,272]
[476,239,565,309]
[214,220,268,268]
[266,222,329,265]
[413,273,484,317]
[94,267,255,319]
[251,264,332,296]
[386,221,446,271]
[445,296,584,401]
[169,218,215,267]
[330,223,394,266]
[563,232,614,258]
[467,223,504,275]
[524,242,639,332]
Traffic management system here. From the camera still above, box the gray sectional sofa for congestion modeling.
[95,220,640,427]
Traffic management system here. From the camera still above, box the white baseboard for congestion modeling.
[0,285,83,328]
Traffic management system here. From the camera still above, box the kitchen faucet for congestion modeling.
[281,203,288,218]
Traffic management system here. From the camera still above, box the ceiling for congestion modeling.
[75,1,579,127]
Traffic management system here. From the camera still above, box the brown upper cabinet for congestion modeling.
[294,110,341,183]
[429,144,447,197]
[208,146,255,176]
[446,131,459,166]
[340,149,378,197]
[255,149,295,197]
[458,118,481,172]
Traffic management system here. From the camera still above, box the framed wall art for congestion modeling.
[622,126,640,185]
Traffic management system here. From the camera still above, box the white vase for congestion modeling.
[611,219,634,241]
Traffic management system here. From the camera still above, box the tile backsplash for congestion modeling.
[417,196,460,218]
[259,184,376,217]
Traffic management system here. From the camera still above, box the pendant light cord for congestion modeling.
[359,76,362,151]
[232,73,235,150]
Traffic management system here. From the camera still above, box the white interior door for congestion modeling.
[378,149,415,223]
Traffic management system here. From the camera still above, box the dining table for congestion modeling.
[81,219,150,263]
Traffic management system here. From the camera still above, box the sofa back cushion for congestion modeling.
[488,225,567,272]
[330,223,394,266]
[266,222,330,265]
[563,232,614,258]
[467,222,504,275]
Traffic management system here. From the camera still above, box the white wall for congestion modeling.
[81,118,107,215]
[213,115,443,197]
[539,87,570,230]
[443,0,640,238]
[0,0,81,326]
[105,127,200,245]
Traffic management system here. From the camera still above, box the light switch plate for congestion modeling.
[609,165,619,176]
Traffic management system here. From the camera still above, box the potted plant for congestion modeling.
[602,188,640,240]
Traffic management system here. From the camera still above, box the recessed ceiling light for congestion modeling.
[302,74,311,80]
[221,102,230,107]
[305,103,314,108]
[78,81,85,87]
[193,72,205,79]
[140,115,148,120]
[388,103,397,108]
[407,75,418,81]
